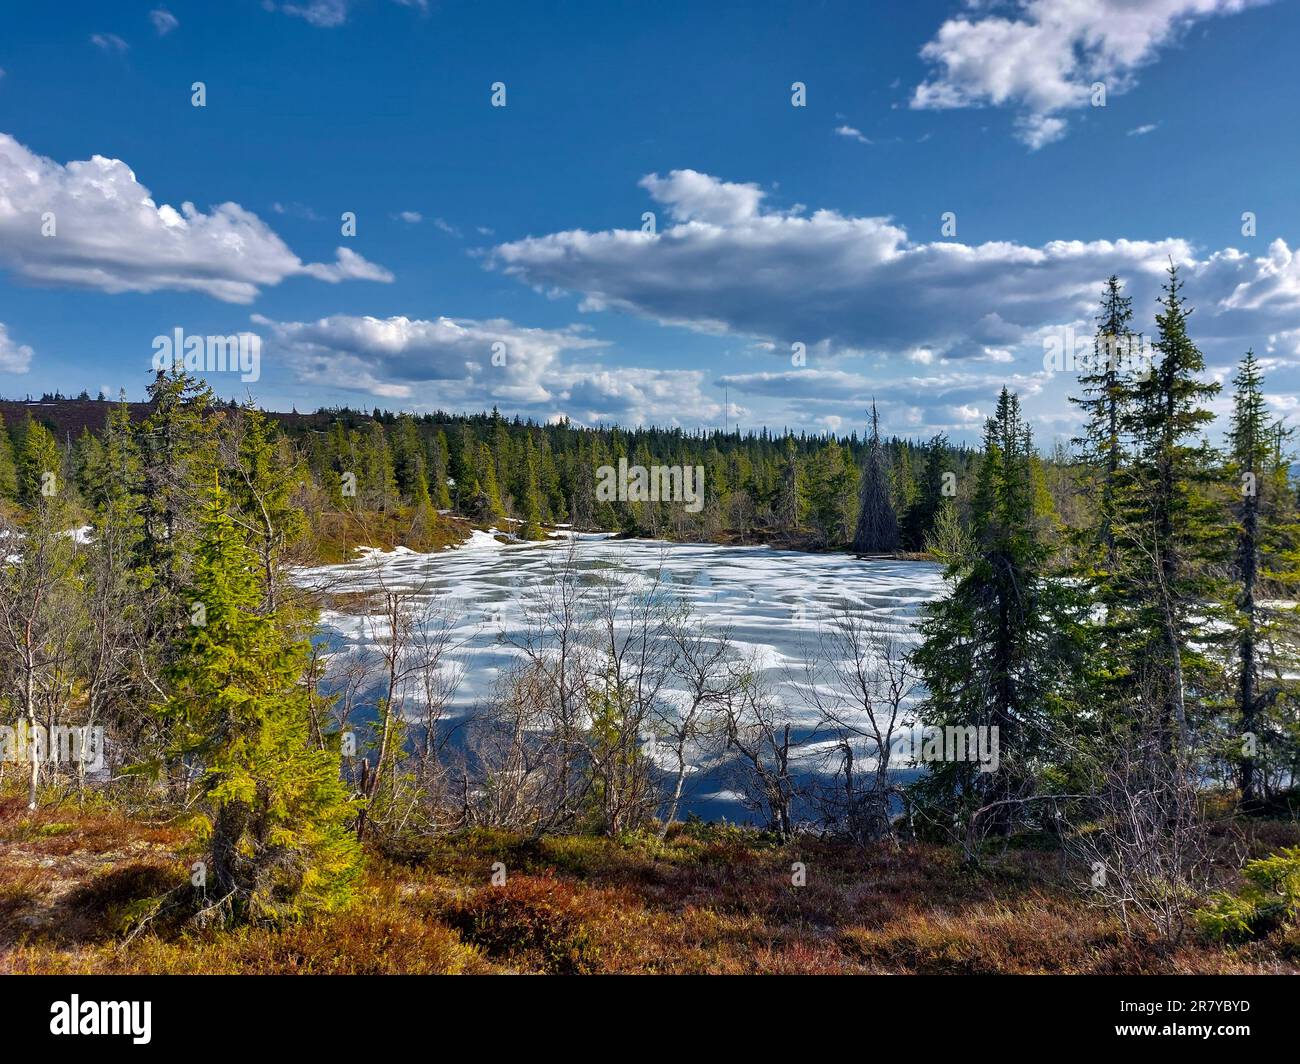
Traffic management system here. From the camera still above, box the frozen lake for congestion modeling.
[299,532,946,822]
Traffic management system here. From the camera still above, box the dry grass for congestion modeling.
[3,791,1298,975]
[308,507,469,565]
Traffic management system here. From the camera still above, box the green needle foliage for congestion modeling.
[910,388,1085,835]
[159,480,360,925]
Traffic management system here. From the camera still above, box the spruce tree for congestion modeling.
[1116,265,1223,760]
[16,414,62,508]
[776,437,805,533]
[852,403,899,554]
[403,450,439,548]
[78,396,149,583]
[520,436,545,540]
[1226,351,1300,806]
[474,441,508,526]
[160,481,360,923]
[892,443,917,519]
[139,368,218,595]
[1070,275,1136,574]
[809,437,856,545]
[910,389,1083,832]
[901,434,949,550]
[0,413,18,501]
[391,415,424,500]
[360,421,398,512]
[429,430,453,510]
[228,407,307,611]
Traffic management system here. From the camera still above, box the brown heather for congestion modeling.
[3,788,1298,975]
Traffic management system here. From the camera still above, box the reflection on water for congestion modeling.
[298,533,946,822]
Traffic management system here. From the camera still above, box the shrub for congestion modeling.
[1198,846,1300,941]
[443,874,603,974]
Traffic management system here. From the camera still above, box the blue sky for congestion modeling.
[1,0,1298,443]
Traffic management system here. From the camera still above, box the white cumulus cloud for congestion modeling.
[487,169,1300,435]
[491,169,1300,366]
[0,322,33,373]
[0,133,393,303]
[255,311,720,425]
[911,0,1271,148]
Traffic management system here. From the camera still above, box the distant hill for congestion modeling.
[0,397,377,442]
[0,398,151,440]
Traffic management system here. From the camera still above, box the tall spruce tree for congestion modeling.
[1226,351,1300,806]
[429,429,453,510]
[474,440,508,526]
[1070,275,1136,574]
[809,437,856,544]
[228,407,307,613]
[852,403,899,554]
[1116,265,1223,760]
[1228,351,1267,805]
[159,481,360,923]
[139,368,218,596]
[901,434,949,550]
[359,421,398,512]
[16,414,62,508]
[776,437,805,533]
[910,389,1083,832]
[519,435,545,540]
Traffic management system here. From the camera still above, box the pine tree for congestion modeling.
[852,403,899,554]
[159,481,360,923]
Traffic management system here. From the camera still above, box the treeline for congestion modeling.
[4,392,984,554]
[275,406,982,550]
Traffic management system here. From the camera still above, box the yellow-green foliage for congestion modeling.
[159,482,361,924]
[1198,847,1300,940]
[310,505,468,564]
